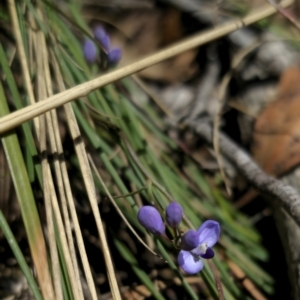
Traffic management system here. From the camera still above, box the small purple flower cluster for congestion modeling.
[83,25,122,65]
[137,202,220,274]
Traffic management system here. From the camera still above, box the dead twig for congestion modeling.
[189,120,300,227]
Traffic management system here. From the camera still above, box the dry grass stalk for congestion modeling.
[7,0,55,298]
[52,56,100,300]
[8,0,40,134]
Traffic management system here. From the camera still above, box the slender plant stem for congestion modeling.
[113,186,148,199]
[121,132,195,229]
[208,259,225,300]
[88,153,163,259]
[0,211,43,300]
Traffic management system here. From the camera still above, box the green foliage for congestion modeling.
[0,0,275,299]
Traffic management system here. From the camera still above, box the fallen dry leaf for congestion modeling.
[252,66,300,175]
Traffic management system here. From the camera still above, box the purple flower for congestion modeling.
[94,26,110,51]
[178,220,220,274]
[137,206,165,236]
[166,202,183,228]
[83,39,97,63]
[107,47,122,64]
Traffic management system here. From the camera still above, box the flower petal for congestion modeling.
[178,250,204,274]
[180,230,199,251]
[197,220,220,247]
[200,247,214,259]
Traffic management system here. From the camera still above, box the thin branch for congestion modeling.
[0,0,294,134]
[189,120,300,227]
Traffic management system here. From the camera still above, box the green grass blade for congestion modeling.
[114,237,165,300]
[0,210,43,300]
[0,43,42,186]
[155,239,199,300]
[0,81,54,298]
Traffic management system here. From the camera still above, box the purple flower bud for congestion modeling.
[137,206,165,236]
[83,39,97,64]
[107,47,122,64]
[166,202,183,228]
[180,230,199,251]
[94,26,110,51]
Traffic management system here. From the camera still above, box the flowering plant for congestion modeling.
[137,202,220,274]
[83,25,122,65]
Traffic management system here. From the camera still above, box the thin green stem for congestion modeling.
[173,228,179,240]
[208,259,224,300]
[88,154,163,259]
[155,238,198,300]
[121,132,195,229]
[0,211,43,300]
[113,186,148,199]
